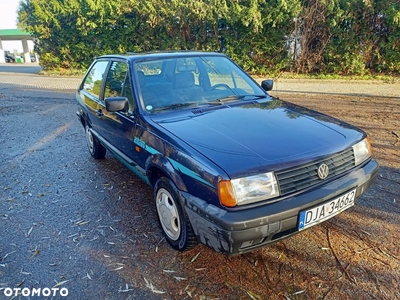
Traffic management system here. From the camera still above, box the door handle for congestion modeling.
[96,109,103,117]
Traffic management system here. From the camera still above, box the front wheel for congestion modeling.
[85,124,106,159]
[154,177,197,251]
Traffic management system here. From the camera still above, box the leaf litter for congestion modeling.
[143,277,165,294]
[52,280,69,288]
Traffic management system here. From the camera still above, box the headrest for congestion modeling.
[173,72,194,89]
[137,70,146,86]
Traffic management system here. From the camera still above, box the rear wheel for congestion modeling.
[85,124,106,159]
[154,177,197,251]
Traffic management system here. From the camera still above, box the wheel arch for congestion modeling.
[76,110,86,128]
[76,109,94,130]
[146,154,187,192]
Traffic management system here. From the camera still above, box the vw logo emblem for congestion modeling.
[318,164,329,179]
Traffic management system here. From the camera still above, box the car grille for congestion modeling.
[275,148,355,196]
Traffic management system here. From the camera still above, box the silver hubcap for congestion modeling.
[156,188,180,241]
[85,126,94,154]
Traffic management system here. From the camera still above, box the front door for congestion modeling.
[77,60,110,133]
[96,61,138,161]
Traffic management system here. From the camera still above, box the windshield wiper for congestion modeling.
[248,94,268,99]
[153,102,200,112]
[208,95,245,105]
[208,94,267,105]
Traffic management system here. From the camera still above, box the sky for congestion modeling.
[0,0,34,52]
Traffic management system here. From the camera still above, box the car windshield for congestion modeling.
[134,55,266,113]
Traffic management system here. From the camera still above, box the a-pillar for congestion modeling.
[0,38,5,63]
[22,38,31,63]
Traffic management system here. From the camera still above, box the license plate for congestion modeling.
[298,189,356,230]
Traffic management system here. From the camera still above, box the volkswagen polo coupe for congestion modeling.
[75,52,379,255]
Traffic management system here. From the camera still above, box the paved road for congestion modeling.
[270,78,400,98]
[1,63,399,96]
[0,63,42,75]
[0,64,81,90]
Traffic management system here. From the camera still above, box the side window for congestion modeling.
[83,61,109,98]
[104,61,128,98]
[121,71,136,112]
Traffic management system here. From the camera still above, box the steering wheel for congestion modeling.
[210,83,231,91]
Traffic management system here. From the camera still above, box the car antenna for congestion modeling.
[273,72,283,100]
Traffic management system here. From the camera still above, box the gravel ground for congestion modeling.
[0,69,399,299]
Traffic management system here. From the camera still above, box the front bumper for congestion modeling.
[182,159,379,255]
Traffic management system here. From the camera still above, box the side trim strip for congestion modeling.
[134,137,213,188]
[168,158,214,188]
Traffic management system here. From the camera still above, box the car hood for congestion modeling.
[153,100,364,178]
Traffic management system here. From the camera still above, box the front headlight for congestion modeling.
[218,172,280,207]
[353,137,372,166]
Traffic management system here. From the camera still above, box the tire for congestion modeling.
[154,177,197,251]
[85,124,106,159]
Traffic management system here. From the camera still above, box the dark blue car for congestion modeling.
[75,52,379,255]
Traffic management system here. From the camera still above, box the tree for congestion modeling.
[322,0,400,74]
[18,0,126,69]
[17,0,399,74]
[221,0,301,74]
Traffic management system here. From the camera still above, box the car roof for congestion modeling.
[96,51,226,62]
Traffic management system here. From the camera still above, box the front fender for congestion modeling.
[145,154,187,192]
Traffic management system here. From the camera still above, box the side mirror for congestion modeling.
[261,79,274,91]
[105,97,129,112]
